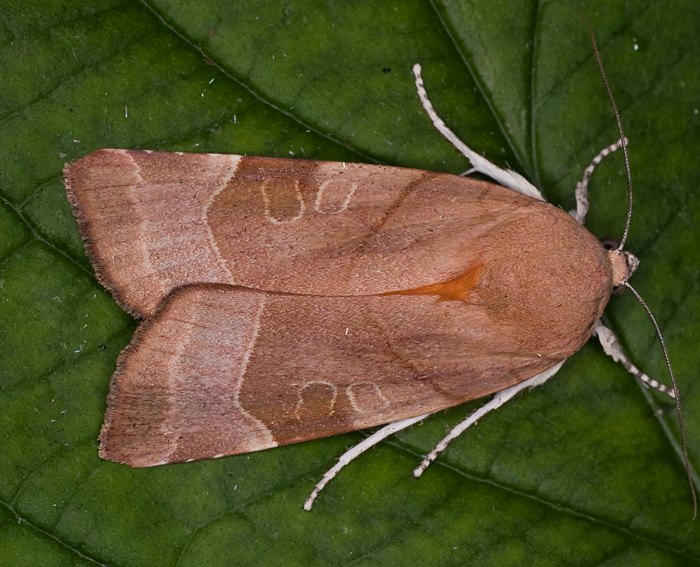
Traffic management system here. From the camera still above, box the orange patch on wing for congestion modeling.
[385,263,483,302]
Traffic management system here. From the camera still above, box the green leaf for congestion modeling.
[1,1,698,565]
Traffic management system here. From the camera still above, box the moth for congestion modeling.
[64,49,693,512]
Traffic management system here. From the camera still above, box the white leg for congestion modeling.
[412,64,544,201]
[571,138,628,225]
[413,361,565,477]
[593,320,675,398]
[303,413,430,511]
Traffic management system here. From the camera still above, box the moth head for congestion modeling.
[601,237,639,295]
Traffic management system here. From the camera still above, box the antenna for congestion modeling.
[588,30,634,250]
[624,282,698,518]
[589,29,697,518]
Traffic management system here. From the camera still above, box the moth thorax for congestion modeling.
[609,249,640,288]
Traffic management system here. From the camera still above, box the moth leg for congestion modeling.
[593,320,675,398]
[412,63,544,201]
[413,361,565,478]
[571,137,628,225]
[304,413,430,511]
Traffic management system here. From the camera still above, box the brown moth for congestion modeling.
[64,57,692,512]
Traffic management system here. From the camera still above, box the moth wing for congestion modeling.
[99,284,561,467]
[65,149,540,317]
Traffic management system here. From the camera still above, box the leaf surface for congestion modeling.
[1,1,699,565]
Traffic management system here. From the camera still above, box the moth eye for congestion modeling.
[611,284,625,296]
[600,236,619,250]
